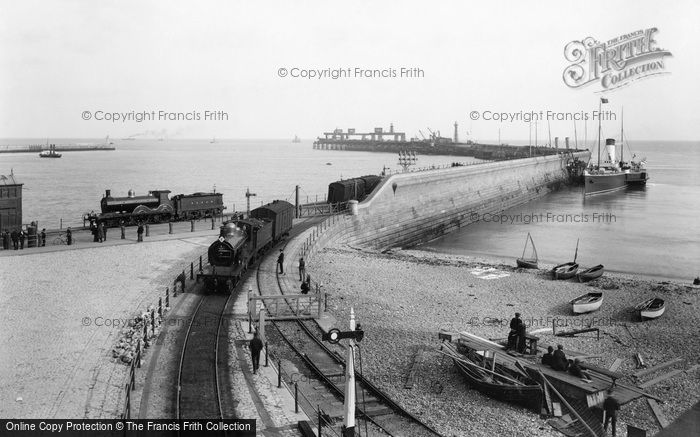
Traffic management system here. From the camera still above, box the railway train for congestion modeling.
[87,189,225,227]
[201,200,294,292]
[326,175,382,204]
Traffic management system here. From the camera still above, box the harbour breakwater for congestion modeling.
[302,151,590,259]
[0,144,115,153]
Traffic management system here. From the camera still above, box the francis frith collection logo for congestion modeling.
[563,27,672,91]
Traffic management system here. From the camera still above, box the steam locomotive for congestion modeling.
[88,189,225,227]
[201,200,295,292]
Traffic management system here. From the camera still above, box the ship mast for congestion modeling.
[620,107,624,164]
[597,97,608,168]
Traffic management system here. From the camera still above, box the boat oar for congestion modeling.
[573,238,579,263]
[438,350,527,386]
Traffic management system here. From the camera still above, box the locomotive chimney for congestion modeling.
[128,189,135,198]
[105,189,111,197]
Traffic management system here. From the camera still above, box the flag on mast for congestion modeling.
[601,97,609,103]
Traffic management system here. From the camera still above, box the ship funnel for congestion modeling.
[128,189,135,198]
[105,189,111,197]
[605,138,616,166]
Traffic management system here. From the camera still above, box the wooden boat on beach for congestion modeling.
[552,238,579,280]
[571,292,603,314]
[635,297,665,320]
[552,262,579,280]
[576,264,604,282]
[440,341,542,409]
[516,232,538,269]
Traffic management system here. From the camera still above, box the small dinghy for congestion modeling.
[635,297,665,320]
[576,264,604,282]
[516,233,538,269]
[571,292,603,314]
[553,262,579,280]
[553,238,579,280]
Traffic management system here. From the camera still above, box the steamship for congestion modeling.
[584,101,648,196]
[583,138,648,195]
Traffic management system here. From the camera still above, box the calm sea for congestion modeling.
[420,140,700,282]
[1,138,698,281]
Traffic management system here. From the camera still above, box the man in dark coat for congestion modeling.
[137,224,144,242]
[603,388,620,436]
[276,250,284,274]
[552,344,569,371]
[11,229,19,250]
[40,228,46,247]
[249,331,264,374]
[508,313,522,350]
[66,228,72,245]
[19,229,25,249]
[300,280,310,294]
[568,358,590,379]
[298,257,306,281]
[541,346,554,366]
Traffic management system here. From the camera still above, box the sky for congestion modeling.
[1,0,698,141]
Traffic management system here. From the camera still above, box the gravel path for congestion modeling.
[0,236,213,418]
[310,247,700,437]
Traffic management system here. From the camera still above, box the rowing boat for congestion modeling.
[440,341,542,409]
[553,238,579,280]
[571,292,603,314]
[634,297,665,320]
[576,264,604,282]
[552,262,579,280]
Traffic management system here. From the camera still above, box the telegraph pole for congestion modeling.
[245,187,257,217]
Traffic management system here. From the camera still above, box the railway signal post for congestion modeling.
[322,307,364,437]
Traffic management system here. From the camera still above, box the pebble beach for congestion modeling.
[311,246,700,437]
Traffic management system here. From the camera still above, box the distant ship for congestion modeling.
[39,143,61,158]
[210,137,217,144]
[292,135,301,143]
[584,103,648,196]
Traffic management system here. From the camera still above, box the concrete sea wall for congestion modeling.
[306,152,590,253]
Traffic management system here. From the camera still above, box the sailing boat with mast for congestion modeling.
[552,239,579,280]
[584,99,649,195]
[516,232,538,269]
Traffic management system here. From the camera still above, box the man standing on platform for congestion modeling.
[277,249,285,274]
[603,388,620,436]
[10,229,18,250]
[249,331,264,374]
[40,228,46,247]
[66,227,72,245]
[137,223,144,242]
[298,256,306,281]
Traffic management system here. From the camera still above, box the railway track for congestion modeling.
[255,222,443,437]
[176,292,232,420]
[175,216,318,422]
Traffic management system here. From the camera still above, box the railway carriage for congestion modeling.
[326,175,382,204]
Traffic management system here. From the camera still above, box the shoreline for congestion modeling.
[311,245,700,437]
[414,246,700,286]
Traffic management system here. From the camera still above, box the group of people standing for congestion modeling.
[2,226,50,249]
[89,220,107,243]
[275,250,313,294]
